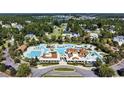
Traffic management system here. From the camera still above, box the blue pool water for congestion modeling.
[24,44,103,60]
[56,48,66,55]
[28,51,42,58]
[24,44,76,58]
[56,44,74,55]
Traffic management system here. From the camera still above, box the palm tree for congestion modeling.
[16,63,31,77]
[98,64,115,77]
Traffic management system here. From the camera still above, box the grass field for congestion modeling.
[54,68,74,71]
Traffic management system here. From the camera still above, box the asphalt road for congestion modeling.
[3,48,19,70]
[44,71,82,77]
[31,65,97,77]
[0,72,9,77]
[31,67,53,77]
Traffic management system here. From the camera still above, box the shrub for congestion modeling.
[97,64,115,77]
[0,63,6,72]
[16,64,31,77]
[9,67,17,76]
[14,58,21,63]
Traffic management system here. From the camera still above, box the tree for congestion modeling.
[14,58,21,63]
[6,67,17,76]
[97,22,102,28]
[2,45,6,50]
[57,36,63,44]
[16,64,31,77]
[53,20,61,26]
[64,36,71,43]
[0,49,3,62]
[0,63,6,72]
[98,64,115,77]
[51,35,56,42]
[9,67,17,76]
[43,35,49,43]
[30,58,37,67]
[9,47,16,59]
[94,59,102,67]
[104,55,113,64]
[29,38,37,46]
[71,37,78,43]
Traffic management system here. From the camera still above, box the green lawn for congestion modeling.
[54,68,74,71]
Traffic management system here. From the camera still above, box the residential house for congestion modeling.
[2,24,11,28]
[62,32,80,38]
[25,34,38,41]
[113,36,124,46]
[90,33,98,40]
[25,21,31,24]
[11,23,23,31]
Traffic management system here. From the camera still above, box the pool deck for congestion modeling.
[23,44,104,62]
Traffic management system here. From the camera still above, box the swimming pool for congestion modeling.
[56,44,74,55]
[23,44,100,59]
[30,51,41,58]
[24,51,42,58]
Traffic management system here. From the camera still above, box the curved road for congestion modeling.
[31,65,97,77]
[111,60,124,71]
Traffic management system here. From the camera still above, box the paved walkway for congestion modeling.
[59,61,67,65]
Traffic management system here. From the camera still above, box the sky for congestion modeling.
[0,0,124,93]
[0,0,123,13]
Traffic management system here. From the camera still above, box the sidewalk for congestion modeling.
[0,72,9,77]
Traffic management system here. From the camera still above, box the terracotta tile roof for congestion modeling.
[67,48,87,58]
[42,52,57,58]
[51,52,57,58]
[17,44,27,52]
[79,48,87,57]
[67,48,77,53]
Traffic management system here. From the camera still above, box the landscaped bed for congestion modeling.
[42,63,59,66]
[43,68,82,77]
[54,68,74,71]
